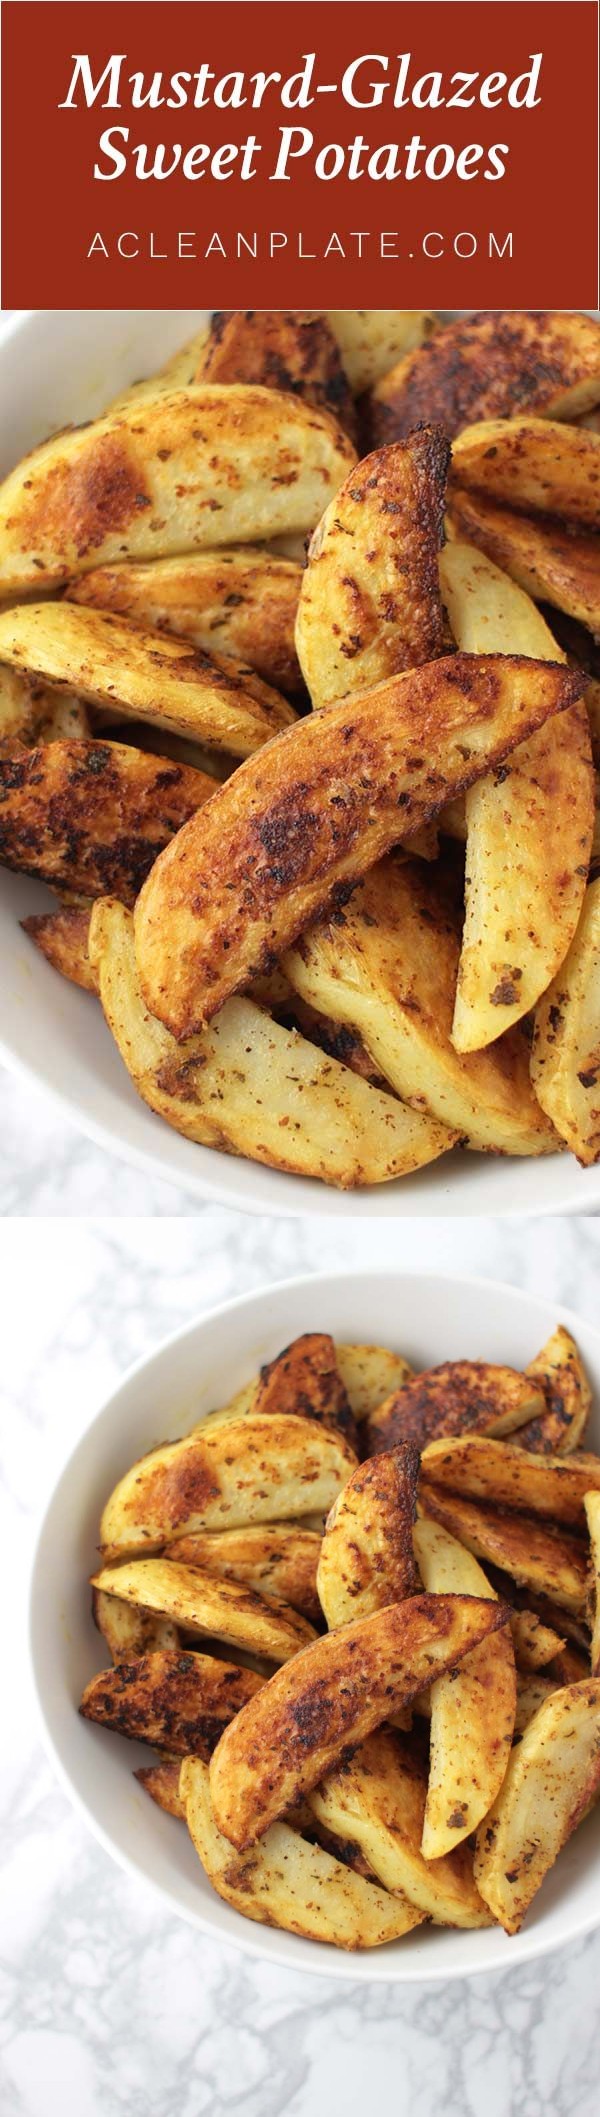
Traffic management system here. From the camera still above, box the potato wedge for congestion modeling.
[513,1675,560,1739]
[335,1344,414,1422]
[421,1434,600,1527]
[91,1560,316,1664]
[209,1593,510,1848]
[133,653,583,1038]
[448,487,600,636]
[317,1448,420,1629]
[516,1327,593,1455]
[413,1517,515,1855]
[367,1362,545,1455]
[92,1586,179,1661]
[195,310,356,438]
[452,418,600,531]
[181,1757,424,1948]
[23,905,98,994]
[90,899,453,1187]
[419,1485,589,1616]
[474,1680,600,1932]
[0,664,91,753]
[284,858,558,1155]
[295,431,451,709]
[531,878,600,1165]
[0,741,213,903]
[100,1411,357,1560]
[509,1609,565,1672]
[309,1730,492,1928]
[80,1648,265,1755]
[167,1525,322,1625]
[440,541,594,1050]
[253,1333,356,1448]
[584,1493,600,1674]
[0,602,294,760]
[69,549,304,698]
[0,386,356,595]
[520,1593,590,1656]
[326,311,436,394]
[135,1755,185,1819]
[366,312,600,446]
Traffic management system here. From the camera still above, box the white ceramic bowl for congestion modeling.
[2,310,600,1215]
[29,1265,600,1981]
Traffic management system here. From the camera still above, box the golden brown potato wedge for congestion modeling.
[419,1485,589,1616]
[550,1642,591,1685]
[69,549,304,698]
[167,1525,322,1625]
[80,1648,265,1755]
[413,1516,516,1855]
[366,1362,545,1455]
[335,1344,414,1422]
[326,311,436,394]
[295,431,451,709]
[421,1434,600,1527]
[100,1410,357,1560]
[516,1328,593,1455]
[513,1675,560,1739]
[181,1757,424,1949]
[0,742,213,903]
[584,1493,600,1674]
[509,1609,565,1672]
[253,1334,356,1448]
[23,905,98,994]
[285,857,558,1155]
[91,1559,317,1664]
[135,1755,185,1819]
[0,664,91,753]
[474,1680,600,1932]
[90,899,454,1188]
[440,541,594,1051]
[0,386,356,595]
[209,1593,510,1849]
[448,487,600,636]
[520,1593,590,1656]
[133,653,584,1039]
[309,1730,492,1928]
[92,1585,179,1660]
[531,878,600,1166]
[366,312,600,446]
[195,310,356,438]
[317,1448,420,1629]
[0,602,294,760]
[452,418,600,531]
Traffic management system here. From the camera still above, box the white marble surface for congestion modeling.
[2,1214,600,2115]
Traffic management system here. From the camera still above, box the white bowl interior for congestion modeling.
[2,309,600,1217]
[29,1267,600,1982]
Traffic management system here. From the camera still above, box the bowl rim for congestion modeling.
[28,1262,600,1983]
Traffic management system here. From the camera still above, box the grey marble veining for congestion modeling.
[1,1215,600,2115]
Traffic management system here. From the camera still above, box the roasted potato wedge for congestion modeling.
[448,487,600,636]
[135,1755,185,1819]
[413,1517,516,1855]
[92,1585,179,1660]
[440,541,594,1051]
[531,878,600,1165]
[366,312,600,446]
[0,602,294,759]
[517,1327,592,1455]
[419,1486,589,1616]
[0,385,356,594]
[309,1730,492,1928]
[0,664,90,753]
[167,1525,322,1625]
[99,1410,357,1560]
[23,905,98,994]
[69,549,304,698]
[509,1609,565,1672]
[209,1593,510,1849]
[285,858,558,1155]
[90,899,454,1188]
[253,1333,356,1447]
[317,1448,420,1629]
[91,1559,317,1664]
[295,431,450,709]
[452,417,600,531]
[181,1757,424,1948]
[195,310,356,438]
[0,741,213,903]
[80,1648,265,1754]
[133,653,583,1038]
[584,1493,600,1674]
[327,310,436,394]
[474,1680,600,1932]
[513,1675,560,1739]
[366,1361,545,1455]
[335,1344,414,1421]
[421,1434,600,1527]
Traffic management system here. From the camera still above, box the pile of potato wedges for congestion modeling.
[80,1324,600,1950]
[1,306,600,1187]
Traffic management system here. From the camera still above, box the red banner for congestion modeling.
[2,0,598,308]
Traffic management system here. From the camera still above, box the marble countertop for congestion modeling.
[2,1211,600,2115]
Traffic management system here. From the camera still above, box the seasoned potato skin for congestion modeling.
[448,488,600,636]
[366,1363,544,1455]
[0,740,213,902]
[452,418,600,532]
[168,1524,322,1625]
[366,312,600,446]
[254,1333,357,1449]
[317,1447,420,1628]
[80,1648,265,1756]
[92,1585,179,1659]
[23,904,98,993]
[421,1433,600,1527]
[70,549,304,699]
[209,1592,510,1848]
[133,653,584,1038]
[195,310,357,439]
[135,1755,186,1818]
[419,1485,589,1615]
[517,1328,592,1455]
